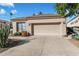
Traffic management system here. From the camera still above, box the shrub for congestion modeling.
[0,25,10,48]
[14,32,21,36]
[72,34,79,40]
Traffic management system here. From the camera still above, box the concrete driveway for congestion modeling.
[0,35,79,56]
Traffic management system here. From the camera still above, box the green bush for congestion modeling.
[0,25,10,48]
[14,32,21,36]
[72,34,79,40]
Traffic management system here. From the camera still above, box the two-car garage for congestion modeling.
[32,22,62,36]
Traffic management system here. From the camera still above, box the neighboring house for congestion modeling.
[0,19,10,25]
[0,19,10,29]
[11,14,66,36]
[67,16,79,34]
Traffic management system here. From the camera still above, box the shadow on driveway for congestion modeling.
[6,39,30,48]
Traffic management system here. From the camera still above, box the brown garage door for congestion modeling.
[32,23,61,35]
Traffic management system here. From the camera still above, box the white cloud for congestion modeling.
[0,9,6,14]
[0,3,14,7]
[11,10,17,14]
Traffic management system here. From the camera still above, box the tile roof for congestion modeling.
[11,14,64,22]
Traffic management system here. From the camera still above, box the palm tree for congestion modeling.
[55,3,79,17]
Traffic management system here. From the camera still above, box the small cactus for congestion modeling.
[0,23,10,48]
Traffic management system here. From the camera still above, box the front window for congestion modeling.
[17,22,26,32]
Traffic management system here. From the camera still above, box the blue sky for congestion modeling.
[0,3,75,22]
[0,3,57,21]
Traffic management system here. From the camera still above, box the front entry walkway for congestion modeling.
[0,36,79,56]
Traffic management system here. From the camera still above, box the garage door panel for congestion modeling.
[33,23,61,35]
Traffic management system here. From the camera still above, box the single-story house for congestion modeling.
[67,16,79,34]
[11,14,66,36]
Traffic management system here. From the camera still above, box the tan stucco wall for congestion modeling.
[12,18,66,36]
[12,22,17,34]
[61,22,66,36]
